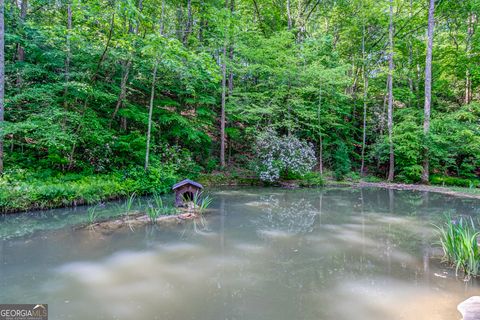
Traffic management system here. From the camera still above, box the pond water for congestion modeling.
[1,187,480,320]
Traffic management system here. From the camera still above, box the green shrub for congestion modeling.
[431,176,479,188]
[333,141,351,180]
[362,175,383,183]
[298,172,324,187]
[0,166,180,212]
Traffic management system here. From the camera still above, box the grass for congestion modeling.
[182,191,213,214]
[146,193,178,223]
[146,207,161,224]
[87,206,99,225]
[193,192,213,213]
[436,215,480,278]
[123,193,137,215]
[152,192,164,209]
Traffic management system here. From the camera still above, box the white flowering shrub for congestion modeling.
[254,130,317,182]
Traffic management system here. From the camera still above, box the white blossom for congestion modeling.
[254,129,317,182]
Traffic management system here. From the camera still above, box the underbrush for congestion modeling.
[431,175,480,189]
[296,172,324,187]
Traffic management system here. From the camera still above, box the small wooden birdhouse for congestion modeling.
[172,179,204,207]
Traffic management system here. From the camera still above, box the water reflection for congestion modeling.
[1,187,480,320]
[254,194,319,235]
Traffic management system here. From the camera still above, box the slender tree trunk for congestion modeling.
[111,59,132,123]
[220,0,230,168]
[64,1,72,106]
[465,13,475,104]
[183,0,192,45]
[287,0,292,30]
[228,0,234,95]
[134,0,143,34]
[360,24,368,177]
[416,62,421,108]
[145,62,158,170]
[380,78,388,137]
[176,4,184,41]
[407,0,413,107]
[220,44,227,168]
[15,0,27,86]
[421,0,435,184]
[0,0,4,173]
[317,85,323,174]
[387,0,395,182]
[92,13,115,82]
[160,0,165,36]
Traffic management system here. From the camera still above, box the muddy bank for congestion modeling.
[77,210,204,234]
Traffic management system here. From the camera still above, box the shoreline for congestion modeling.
[348,181,480,200]
[323,180,480,200]
[2,179,479,214]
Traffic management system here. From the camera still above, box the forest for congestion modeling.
[0,0,479,211]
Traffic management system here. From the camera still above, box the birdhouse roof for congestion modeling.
[172,179,204,190]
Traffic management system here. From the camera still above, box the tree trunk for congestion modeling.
[387,0,395,182]
[220,43,227,168]
[183,0,192,45]
[176,4,184,42]
[15,0,27,86]
[145,62,158,171]
[228,0,234,95]
[421,0,435,184]
[407,0,413,107]
[377,78,388,171]
[220,0,230,168]
[92,13,115,82]
[317,85,323,174]
[160,0,165,35]
[465,13,475,104]
[111,59,132,123]
[0,0,4,173]
[134,0,143,34]
[287,0,292,30]
[360,24,368,177]
[64,1,72,106]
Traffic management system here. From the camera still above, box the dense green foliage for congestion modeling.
[1,0,479,210]
[437,216,480,277]
[0,167,178,211]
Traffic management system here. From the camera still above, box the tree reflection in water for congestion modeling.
[254,193,320,235]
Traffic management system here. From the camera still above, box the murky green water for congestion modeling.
[1,187,480,320]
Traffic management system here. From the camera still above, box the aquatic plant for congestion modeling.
[151,193,177,216]
[153,192,164,209]
[191,192,213,213]
[146,206,160,224]
[123,193,136,215]
[436,216,480,277]
[87,206,99,225]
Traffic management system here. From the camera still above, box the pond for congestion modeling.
[1,187,480,320]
